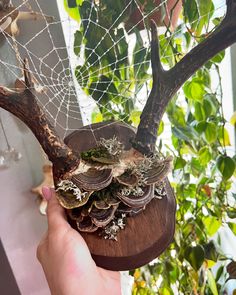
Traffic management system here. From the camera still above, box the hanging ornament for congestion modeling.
[0,115,22,169]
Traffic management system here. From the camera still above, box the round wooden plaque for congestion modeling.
[64,122,176,271]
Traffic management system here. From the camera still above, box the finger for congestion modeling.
[44,188,70,232]
[36,231,48,263]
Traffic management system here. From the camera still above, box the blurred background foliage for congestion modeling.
[64,0,236,293]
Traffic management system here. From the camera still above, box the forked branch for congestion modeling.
[0,60,79,177]
[134,0,236,155]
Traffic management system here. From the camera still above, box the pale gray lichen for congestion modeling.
[102,214,126,241]
[98,136,124,156]
[56,179,87,200]
[120,186,144,197]
[154,181,167,199]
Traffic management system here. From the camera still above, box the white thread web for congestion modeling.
[0,0,227,143]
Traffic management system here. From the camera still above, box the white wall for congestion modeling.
[0,0,82,294]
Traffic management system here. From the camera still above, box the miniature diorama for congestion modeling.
[0,0,236,272]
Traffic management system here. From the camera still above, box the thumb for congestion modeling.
[42,186,70,232]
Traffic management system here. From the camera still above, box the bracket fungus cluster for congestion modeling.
[55,128,172,239]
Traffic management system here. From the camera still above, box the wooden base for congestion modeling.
[64,122,176,271]
[83,179,175,270]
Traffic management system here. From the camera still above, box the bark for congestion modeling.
[0,61,79,177]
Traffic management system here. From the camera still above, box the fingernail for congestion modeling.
[42,186,52,201]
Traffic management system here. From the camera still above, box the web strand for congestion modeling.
[0,0,227,141]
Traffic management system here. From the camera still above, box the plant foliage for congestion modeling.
[64,0,236,293]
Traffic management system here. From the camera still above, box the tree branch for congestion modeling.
[0,60,79,178]
[133,21,167,155]
[167,0,236,97]
[134,0,236,155]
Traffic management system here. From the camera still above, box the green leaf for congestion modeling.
[133,30,150,81]
[168,103,186,127]
[190,158,204,176]
[174,157,187,170]
[129,110,141,127]
[203,216,221,236]
[218,127,231,146]
[194,102,205,121]
[195,121,207,134]
[211,50,225,63]
[159,287,173,295]
[198,146,211,166]
[196,0,214,34]
[203,98,213,117]
[216,155,235,180]
[74,31,83,55]
[204,241,218,262]
[64,0,81,21]
[228,222,236,235]
[91,111,103,123]
[184,0,199,30]
[158,120,164,135]
[183,79,205,102]
[184,245,205,271]
[207,269,218,295]
[204,122,217,144]
[230,111,236,125]
[227,209,236,219]
[215,265,224,282]
[172,126,198,142]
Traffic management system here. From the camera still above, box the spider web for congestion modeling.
[0,0,227,143]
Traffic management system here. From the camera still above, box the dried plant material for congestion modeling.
[0,4,54,36]
[39,199,47,215]
[31,165,54,197]
[31,164,54,215]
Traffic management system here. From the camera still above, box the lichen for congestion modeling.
[80,136,124,162]
[102,214,126,241]
[98,136,123,156]
[56,179,87,200]
[154,181,167,199]
[120,186,144,197]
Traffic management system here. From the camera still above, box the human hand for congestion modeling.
[37,187,121,295]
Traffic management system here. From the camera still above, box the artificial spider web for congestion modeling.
[0,0,227,142]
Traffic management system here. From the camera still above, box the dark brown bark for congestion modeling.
[0,61,79,177]
[134,0,236,155]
